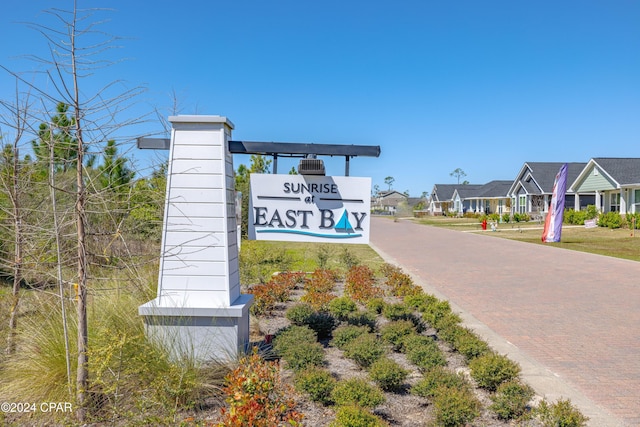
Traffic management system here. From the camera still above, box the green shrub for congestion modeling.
[502,212,511,223]
[411,366,469,398]
[294,367,336,405]
[380,320,415,351]
[273,325,317,356]
[432,386,481,427]
[564,208,587,225]
[469,353,521,391]
[403,335,446,371]
[490,380,535,420]
[345,310,377,331]
[285,303,315,325]
[420,300,456,329]
[331,378,385,408]
[368,357,408,391]
[280,341,325,372]
[340,247,360,269]
[328,296,358,320]
[403,293,437,311]
[598,211,623,229]
[452,328,490,361]
[331,325,370,350]
[536,398,589,427]
[382,302,412,321]
[343,333,386,368]
[306,312,338,339]
[437,322,464,345]
[330,405,388,427]
[366,297,385,315]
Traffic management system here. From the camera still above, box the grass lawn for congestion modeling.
[414,216,640,262]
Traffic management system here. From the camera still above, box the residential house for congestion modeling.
[570,158,640,214]
[372,190,408,214]
[428,184,457,215]
[507,162,592,215]
[459,180,513,215]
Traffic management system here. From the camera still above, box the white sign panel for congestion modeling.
[249,174,371,243]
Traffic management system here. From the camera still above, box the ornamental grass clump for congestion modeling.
[368,357,408,392]
[343,333,386,368]
[469,353,521,391]
[331,378,386,408]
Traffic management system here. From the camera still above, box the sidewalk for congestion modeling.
[369,217,639,427]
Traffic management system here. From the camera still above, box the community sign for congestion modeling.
[249,174,371,243]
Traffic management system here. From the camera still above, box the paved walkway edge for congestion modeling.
[369,241,625,427]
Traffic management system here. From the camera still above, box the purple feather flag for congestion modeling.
[542,163,568,243]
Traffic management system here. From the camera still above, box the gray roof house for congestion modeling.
[457,180,513,215]
[372,190,408,213]
[570,158,640,214]
[428,184,458,215]
[507,162,590,215]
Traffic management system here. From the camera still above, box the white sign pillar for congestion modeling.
[139,115,253,361]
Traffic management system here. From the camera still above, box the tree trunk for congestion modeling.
[6,146,22,355]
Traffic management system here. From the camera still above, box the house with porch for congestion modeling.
[457,180,513,215]
[428,184,457,215]
[507,162,592,216]
[569,158,640,214]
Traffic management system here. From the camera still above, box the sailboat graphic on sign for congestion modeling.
[335,210,354,233]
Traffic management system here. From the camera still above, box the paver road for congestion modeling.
[370,217,640,427]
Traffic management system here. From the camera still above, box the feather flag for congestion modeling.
[542,163,568,243]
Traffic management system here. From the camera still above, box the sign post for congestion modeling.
[138,116,253,361]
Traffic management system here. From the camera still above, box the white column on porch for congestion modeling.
[574,193,580,210]
[620,189,628,214]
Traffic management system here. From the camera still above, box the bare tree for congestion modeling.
[0,83,30,355]
[2,3,146,420]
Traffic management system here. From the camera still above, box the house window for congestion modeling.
[610,193,620,212]
[519,196,526,214]
[634,189,640,213]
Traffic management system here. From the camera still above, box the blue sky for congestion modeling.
[1,1,639,196]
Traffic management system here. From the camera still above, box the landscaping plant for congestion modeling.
[331,378,386,408]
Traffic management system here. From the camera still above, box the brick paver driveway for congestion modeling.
[370,217,639,427]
